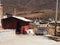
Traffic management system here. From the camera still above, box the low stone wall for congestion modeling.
[47,25,60,36]
[47,26,55,35]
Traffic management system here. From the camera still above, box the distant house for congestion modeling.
[30,21,48,35]
[1,15,32,34]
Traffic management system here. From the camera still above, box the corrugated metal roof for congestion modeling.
[13,16,32,22]
[2,15,32,22]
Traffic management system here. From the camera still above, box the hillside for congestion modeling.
[1,0,60,12]
[1,0,60,20]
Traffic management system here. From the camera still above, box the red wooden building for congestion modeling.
[1,16,32,34]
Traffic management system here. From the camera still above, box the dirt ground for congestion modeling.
[0,30,60,45]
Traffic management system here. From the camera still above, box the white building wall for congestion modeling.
[0,1,3,29]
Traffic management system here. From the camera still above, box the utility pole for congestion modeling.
[0,0,3,18]
[55,0,58,36]
[14,8,16,15]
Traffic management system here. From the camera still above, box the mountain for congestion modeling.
[1,0,60,20]
[1,0,60,12]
